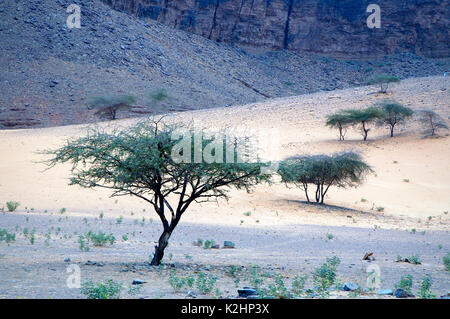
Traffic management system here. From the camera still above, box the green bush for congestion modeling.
[196,272,217,294]
[312,256,341,298]
[0,229,16,243]
[443,253,450,271]
[6,201,20,212]
[419,274,435,299]
[85,230,115,246]
[168,270,195,292]
[81,279,122,299]
[395,274,413,295]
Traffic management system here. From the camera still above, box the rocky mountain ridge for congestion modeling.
[102,0,449,58]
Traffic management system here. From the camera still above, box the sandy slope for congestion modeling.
[0,76,449,298]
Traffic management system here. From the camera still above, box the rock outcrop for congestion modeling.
[102,0,449,57]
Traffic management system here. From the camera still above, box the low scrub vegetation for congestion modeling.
[6,201,20,212]
[81,279,122,299]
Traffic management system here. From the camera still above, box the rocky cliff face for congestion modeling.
[101,0,449,58]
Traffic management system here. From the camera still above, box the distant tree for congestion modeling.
[367,74,400,93]
[149,89,169,102]
[418,109,449,136]
[278,152,373,204]
[87,94,136,120]
[342,107,386,141]
[325,112,353,141]
[43,119,271,265]
[377,100,414,137]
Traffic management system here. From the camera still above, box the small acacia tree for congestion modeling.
[326,112,353,141]
[418,109,449,136]
[87,94,136,120]
[367,74,400,93]
[43,119,271,265]
[278,152,373,204]
[377,100,414,137]
[343,107,386,141]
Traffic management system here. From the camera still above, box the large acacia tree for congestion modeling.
[376,100,414,137]
[44,120,271,265]
[278,152,373,204]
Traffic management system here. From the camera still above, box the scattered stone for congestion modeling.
[132,279,147,285]
[394,288,414,298]
[64,257,71,262]
[85,260,104,266]
[223,241,235,248]
[343,282,359,291]
[238,287,257,298]
[186,290,197,298]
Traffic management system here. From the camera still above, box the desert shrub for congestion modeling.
[44,119,271,265]
[376,100,414,137]
[443,253,450,271]
[265,274,290,298]
[149,89,168,102]
[367,74,400,93]
[312,256,341,298]
[247,264,265,289]
[87,94,136,120]
[168,270,195,292]
[203,239,215,249]
[196,272,217,294]
[85,230,115,246]
[278,152,373,204]
[325,112,353,141]
[81,279,122,299]
[419,274,435,299]
[418,109,449,136]
[6,201,20,212]
[291,275,308,296]
[395,274,413,295]
[408,254,422,265]
[341,107,386,140]
[0,229,16,243]
[193,238,203,247]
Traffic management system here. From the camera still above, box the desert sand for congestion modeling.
[0,76,449,298]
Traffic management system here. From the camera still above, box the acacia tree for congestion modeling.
[367,74,400,93]
[87,94,136,120]
[44,120,271,265]
[418,109,449,136]
[326,112,353,141]
[278,152,373,204]
[377,100,414,137]
[343,107,386,141]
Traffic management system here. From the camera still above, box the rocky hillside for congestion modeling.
[0,0,448,129]
[103,0,449,58]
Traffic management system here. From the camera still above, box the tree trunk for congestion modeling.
[303,183,310,202]
[390,125,394,137]
[150,229,171,265]
[362,121,369,141]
